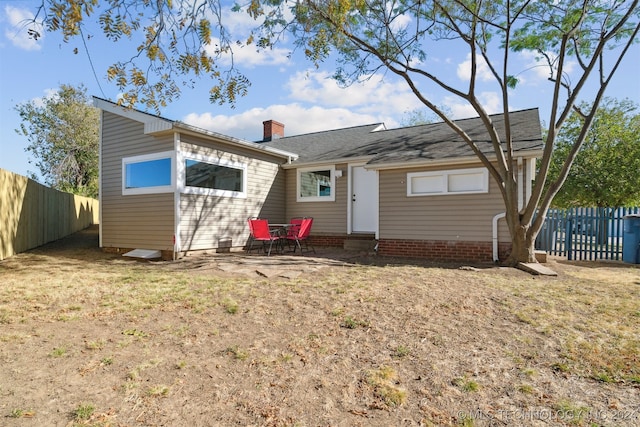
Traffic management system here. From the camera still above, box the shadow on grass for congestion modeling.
[556,258,640,270]
[16,225,516,274]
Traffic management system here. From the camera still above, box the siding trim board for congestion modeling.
[174,132,182,258]
[98,111,104,248]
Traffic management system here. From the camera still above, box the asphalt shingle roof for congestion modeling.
[257,123,385,162]
[262,108,543,166]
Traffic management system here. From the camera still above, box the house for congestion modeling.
[94,97,543,261]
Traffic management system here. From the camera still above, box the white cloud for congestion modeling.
[389,12,412,33]
[222,5,262,34]
[4,6,43,51]
[202,34,291,68]
[441,91,503,119]
[457,53,495,83]
[226,41,291,68]
[29,87,59,108]
[222,3,293,35]
[516,50,552,83]
[182,103,386,141]
[516,50,577,86]
[285,69,423,117]
[200,5,292,68]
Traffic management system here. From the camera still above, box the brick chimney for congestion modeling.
[263,120,285,141]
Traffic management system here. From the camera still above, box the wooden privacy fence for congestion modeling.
[0,168,99,260]
[535,206,640,261]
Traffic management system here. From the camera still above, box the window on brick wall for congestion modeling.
[407,167,488,197]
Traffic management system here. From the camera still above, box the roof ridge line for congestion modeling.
[272,122,384,140]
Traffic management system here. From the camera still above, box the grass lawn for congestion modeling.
[0,229,638,426]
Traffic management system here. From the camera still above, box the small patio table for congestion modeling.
[268,224,293,253]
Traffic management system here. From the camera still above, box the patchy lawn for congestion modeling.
[0,228,638,426]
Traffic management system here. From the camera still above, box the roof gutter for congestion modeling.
[172,122,298,161]
[364,150,544,171]
[280,155,376,170]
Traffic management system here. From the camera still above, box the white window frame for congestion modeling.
[297,165,336,202]
[122,151,175,196]
[407,167,489,197]
[182,152,247,199]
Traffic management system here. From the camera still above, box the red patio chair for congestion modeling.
[247,218,281,256]
[246,217,262,251]
[286,217,304,239]
[286,217,315,254]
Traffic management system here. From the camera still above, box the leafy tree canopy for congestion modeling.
[400,106,453,127]
[15,84,99,198]
[547,98,640,208]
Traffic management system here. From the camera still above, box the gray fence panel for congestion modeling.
[536,206,640,261]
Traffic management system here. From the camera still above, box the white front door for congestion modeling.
[351,165,378,233]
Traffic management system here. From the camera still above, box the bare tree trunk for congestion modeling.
[505,216,537,265]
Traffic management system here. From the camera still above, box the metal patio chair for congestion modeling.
[286,217,315,254]
[247,218,282,256]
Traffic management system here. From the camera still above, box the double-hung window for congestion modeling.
[407,167,488,196]
[122,151,174,195]
[297,166,336,202]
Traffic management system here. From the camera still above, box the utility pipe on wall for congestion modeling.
[517,157,524,211]
[493,212,506,263]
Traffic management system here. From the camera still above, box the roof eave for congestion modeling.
[93,97,165,124]
[280,155,377,169]
[93,97,298,161]
[173,122,298,161]
[365,149,544,170]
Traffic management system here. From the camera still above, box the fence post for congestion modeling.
[566,218,573,261]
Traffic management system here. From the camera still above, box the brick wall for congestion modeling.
[308,235,345,248]
[377,239,512,262]
[106,235,511,263]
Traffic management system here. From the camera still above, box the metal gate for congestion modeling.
[535,207,640,261]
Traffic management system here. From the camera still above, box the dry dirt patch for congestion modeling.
[0,228,639,426]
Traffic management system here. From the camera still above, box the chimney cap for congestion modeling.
[263,119,285,127]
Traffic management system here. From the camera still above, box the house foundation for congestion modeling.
[377,239,512,263]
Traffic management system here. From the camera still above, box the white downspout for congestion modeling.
[517,157,524,211]
[173,132,182,261]
[494,158,524,262]
[525,158,534,204]
[493,212,506,263]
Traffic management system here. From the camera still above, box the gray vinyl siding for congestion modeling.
[101,111,175,250]
[379,163,510,242]
[179,135,286,250]
[284,163,348,234]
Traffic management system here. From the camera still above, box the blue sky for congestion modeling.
[1,1,639,181]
